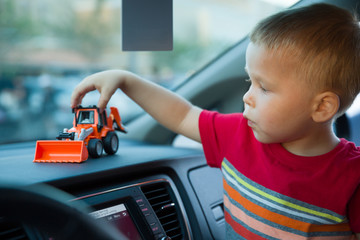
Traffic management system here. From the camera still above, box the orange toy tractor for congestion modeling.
[34,105,126,163]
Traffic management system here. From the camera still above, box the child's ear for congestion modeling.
[311,92,340,123]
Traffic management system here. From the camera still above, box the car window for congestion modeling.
[0,0,299,144]
[78,110,95,124]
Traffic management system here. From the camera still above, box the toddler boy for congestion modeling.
[71,3,360,239]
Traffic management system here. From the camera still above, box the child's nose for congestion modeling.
[243,86,255,108]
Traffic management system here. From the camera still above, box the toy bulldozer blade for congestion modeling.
[33,140,88,163]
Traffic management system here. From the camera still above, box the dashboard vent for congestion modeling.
[0,217,29,240]
[141,182,184,240]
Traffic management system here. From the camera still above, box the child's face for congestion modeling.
[243,42,316,144]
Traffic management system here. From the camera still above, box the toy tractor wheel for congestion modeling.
[88,139,103,158]
[104,132,119,155]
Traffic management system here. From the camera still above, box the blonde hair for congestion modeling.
[250,3,360,114]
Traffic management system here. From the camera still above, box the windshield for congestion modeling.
[0,0,299,144]
[78,110,95,124]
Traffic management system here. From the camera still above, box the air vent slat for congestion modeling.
[158,212,177,221]
[170,233,183,239]
[147,193,170,201]
[144,188,167,195]
[142,182,184,240]
[167,226,181,233]
[162,219,178,227]
[166,226,181,233]
[152,200,172,209]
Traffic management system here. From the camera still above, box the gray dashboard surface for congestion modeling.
[0,140,203,185]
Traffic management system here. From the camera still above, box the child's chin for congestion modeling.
[252,130,275,144]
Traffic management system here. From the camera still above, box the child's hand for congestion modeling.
[71,70,130,112]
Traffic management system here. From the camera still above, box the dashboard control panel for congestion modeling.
[73,178,190,240]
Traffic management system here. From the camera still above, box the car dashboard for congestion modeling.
[0,139,225,240]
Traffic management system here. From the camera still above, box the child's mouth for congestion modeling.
[247,119,255,128]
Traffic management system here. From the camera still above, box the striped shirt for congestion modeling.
[199,110,360,239]
[223,159,353,239]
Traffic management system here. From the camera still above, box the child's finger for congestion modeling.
[70,82,95,108]
[70,91,84,108]
[97,88,115,112]
[71,93,86,108]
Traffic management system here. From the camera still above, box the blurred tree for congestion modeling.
[150,39,229,86]
[0,0,39,77]
[50,0,119,62]
[0,0,119,69]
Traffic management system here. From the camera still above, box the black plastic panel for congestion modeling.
[188,166,225,240]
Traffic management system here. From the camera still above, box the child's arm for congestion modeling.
[70,70,202,142]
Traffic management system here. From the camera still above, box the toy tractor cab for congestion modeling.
[34,105,126,163]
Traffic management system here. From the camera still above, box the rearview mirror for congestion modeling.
[122,0,173,51]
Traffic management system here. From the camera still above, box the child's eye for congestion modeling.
[260,86,268,93]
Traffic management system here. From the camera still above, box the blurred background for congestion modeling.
[0,0,298,144]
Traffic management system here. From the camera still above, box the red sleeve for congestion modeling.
[199,110,244,168]
[348,184,360,232]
